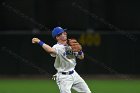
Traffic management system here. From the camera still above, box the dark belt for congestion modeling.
[61,70,74,75]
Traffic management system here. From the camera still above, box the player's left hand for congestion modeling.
[68,39,82,52]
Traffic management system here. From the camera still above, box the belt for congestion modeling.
[61,70,74,75]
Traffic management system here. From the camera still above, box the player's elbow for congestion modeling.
[44,48,56,54]
[48,49,56,54]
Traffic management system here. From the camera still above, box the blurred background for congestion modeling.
[0,0,140,93]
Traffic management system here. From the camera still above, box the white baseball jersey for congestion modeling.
[50,42,91,93]
[51,43,78,72]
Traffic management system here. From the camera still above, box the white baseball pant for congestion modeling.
[56,70,92,93]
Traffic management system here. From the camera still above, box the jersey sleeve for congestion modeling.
[50,45,59,57]
[73,52,77,56]
[74,52,84,59]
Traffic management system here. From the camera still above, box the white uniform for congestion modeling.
[51,43,91,93]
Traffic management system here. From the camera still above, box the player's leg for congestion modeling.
[72,71,92,93]
[72,81,91,93]
[56,73,73,93]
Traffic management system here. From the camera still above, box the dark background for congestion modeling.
[1,0,140,30]
[0,0,140,76]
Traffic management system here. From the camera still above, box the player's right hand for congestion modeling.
[32,38,40,44]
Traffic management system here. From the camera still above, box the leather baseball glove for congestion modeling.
[68,38,82,52]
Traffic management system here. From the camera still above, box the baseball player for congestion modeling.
[32,27,91,93]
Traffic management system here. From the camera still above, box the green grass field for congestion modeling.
[0,79,140,93]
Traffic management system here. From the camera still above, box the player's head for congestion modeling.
[52,27,67,41]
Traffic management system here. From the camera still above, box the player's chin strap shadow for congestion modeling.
[84,53,131,80]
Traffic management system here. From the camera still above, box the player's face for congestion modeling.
[59,32,67,40]
[56,32,67,41]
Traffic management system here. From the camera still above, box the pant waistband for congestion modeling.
[61,70,74,75]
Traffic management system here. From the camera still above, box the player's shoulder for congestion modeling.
[52,43,61,48]
[52,43,59,47]
[52,43,64,49]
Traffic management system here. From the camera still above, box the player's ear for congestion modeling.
[56,36,59,41]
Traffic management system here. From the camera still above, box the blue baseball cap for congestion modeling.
[52,27,66,38]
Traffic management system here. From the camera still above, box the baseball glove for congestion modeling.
[68,38,82,52]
